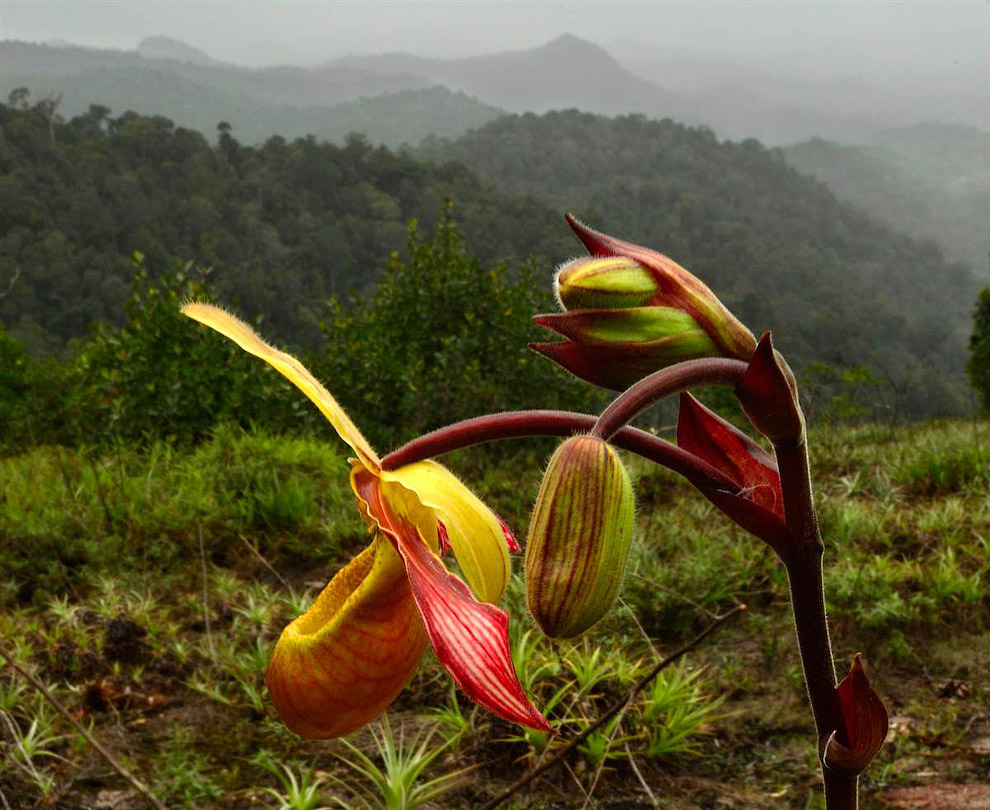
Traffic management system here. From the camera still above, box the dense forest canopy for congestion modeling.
[0,97,979,418]
[0,95,571,352]
[784,126,990,273]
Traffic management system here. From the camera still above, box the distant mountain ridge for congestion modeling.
[6,33,989,150]
[324,34,694,121]
[136,35,226,66]
[0,40,502,148]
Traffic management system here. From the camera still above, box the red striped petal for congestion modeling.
[437,520,452,556]
[395,528,549,731]
[352,466,548,731]
[497,515,521,553]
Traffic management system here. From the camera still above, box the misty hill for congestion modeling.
[1,41,502,147]
[417,111,977,415]
[613,42,990,144]
[784,123,990,273]
[135,35,226,66]
[325,34,694,121]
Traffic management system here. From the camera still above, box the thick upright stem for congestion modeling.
[591,358,748,441]
[775,438,856,809]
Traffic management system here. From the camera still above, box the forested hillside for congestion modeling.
[784,124,990,273]
[419,111,979,416]
[0,100,978,417]
[0,98,569,353]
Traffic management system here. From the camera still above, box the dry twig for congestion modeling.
[0,643,168,810]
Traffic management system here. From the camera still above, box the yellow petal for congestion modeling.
[381,461,510,602]
[266,534,427,739]
[181,302,379,469]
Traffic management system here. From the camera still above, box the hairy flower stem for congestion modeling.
[775,437,856,810]
[382,410,738,496]
[590,357,749,441]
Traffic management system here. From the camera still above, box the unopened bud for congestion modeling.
[556,257,660,310]
[525,436,634,639]
[533,216,756,390]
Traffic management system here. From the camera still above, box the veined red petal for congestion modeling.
[353,467,548,731]
[395,528,549,731]
[437,520,452,556]
[677,393,783,519]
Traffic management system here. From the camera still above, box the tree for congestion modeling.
[967,284,990,410]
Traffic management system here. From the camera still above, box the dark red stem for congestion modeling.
[382,410,739,497]
[775,437,857,809]
[591,358,749,441]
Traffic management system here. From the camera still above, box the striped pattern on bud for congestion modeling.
[525,436,635,639]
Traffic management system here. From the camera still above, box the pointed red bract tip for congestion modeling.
[825,654,889,776]
[735,332,805,445]
[566,213,611,257]
[497,515,521,553]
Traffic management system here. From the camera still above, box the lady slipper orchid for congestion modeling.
[181,303,549,739]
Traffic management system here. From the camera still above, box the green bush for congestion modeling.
[315,203,601,450]
[28,254,323,447]
[0,323,33,449]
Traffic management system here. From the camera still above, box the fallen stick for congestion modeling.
[0,642,168,810]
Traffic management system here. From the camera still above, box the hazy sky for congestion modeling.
[4,0,989,85]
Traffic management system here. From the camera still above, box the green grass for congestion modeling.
[1,419,988,807]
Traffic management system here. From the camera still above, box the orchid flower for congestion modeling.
[182,303,548,739]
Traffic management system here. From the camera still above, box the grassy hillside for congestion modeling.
[1,420,987,806]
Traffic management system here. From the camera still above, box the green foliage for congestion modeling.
[62,254,289,445]
[332,716,470,810]
[967,286,990,410]
[0,323,34,447]
[316,205,600,448]
[639,661,724,758]
[802,361,889,423]
[0,430,353,600]
[894,444,989,495]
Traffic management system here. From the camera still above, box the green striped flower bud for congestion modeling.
[556,256,660,310]
[525,436,635,639]
[531,215,757,390]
